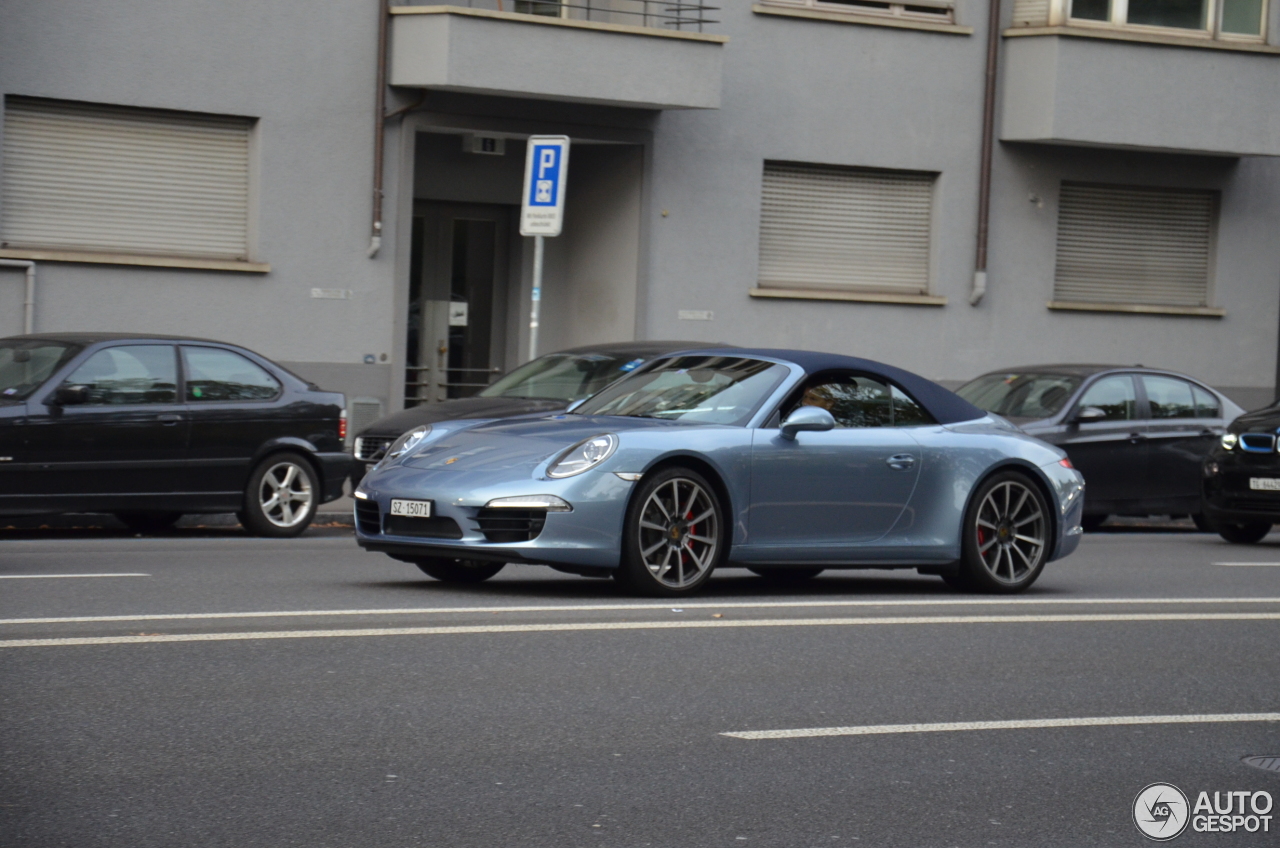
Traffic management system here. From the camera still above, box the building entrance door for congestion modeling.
[406,202,513,406]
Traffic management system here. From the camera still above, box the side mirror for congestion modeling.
[1072,406,1107,423]
[565,398,586,413]
[780,405,836,440]
[53,384,89,406]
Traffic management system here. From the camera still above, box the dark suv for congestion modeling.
[1202,403,1280,544]
[0,333,350,536]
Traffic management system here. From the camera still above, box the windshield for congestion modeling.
[573,355,790,426]
[955,372,1083,419]
[479,352,646,401]
[0,340,81,401]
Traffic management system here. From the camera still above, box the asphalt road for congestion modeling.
[2,529,1278,847]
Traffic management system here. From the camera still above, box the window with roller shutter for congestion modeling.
[1052,182,1216,309]
[1,96,254,261]
[756,162,936,297]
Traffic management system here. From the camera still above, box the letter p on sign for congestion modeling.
[520,135,570,237]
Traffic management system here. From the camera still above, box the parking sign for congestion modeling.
[520,136,570,236]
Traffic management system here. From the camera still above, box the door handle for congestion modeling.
[157,414,183,425]
[886,453,916,471]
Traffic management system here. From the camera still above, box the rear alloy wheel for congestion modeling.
[953,472,1050,593]
[616,467,724,596]
[239,452,319,538]
[114,512,182,533]
[1217,521,1272,545]
[414,558,505,583]
[748,567,824,583]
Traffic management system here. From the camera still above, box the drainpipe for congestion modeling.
[970,0,1002,306]
[0,259,35,334]
[368,0,390,259]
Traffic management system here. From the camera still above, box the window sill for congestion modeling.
[1048,300,1225,317]
[752,4,973,35]
[1004,26,1280,54]
[0,248,270,274]
[751,287,947,306]
[390,5,730,43]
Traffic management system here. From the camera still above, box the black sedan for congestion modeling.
[955,365,1243,529]
[350,340,722,485]
[0,333,350,536]
[1202,403,1280,543]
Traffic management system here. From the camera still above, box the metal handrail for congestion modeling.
[413,0,720,31]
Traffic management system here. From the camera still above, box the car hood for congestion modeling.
[359,396,569,438]
[395,414,691,476]
[1230,407,1280,433]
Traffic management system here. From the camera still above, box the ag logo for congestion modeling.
[1134,783,1190,841]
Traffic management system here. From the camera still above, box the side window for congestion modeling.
[891,384,936,426]
[61,345,177,405]
[797,376,893,428]
[182,347,280,402]
[1077,375,1137,421]
[1192,385,1221,419]
[1142,375,1197,420]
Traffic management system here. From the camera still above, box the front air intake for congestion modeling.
[474,508,547,543]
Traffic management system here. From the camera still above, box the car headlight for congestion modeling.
[547,434,618,478]
[1221,433,1238,451]
[385,425,432,461]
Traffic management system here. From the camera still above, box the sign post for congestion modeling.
[519,135,570,362]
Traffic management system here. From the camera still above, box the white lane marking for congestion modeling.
[4,596,1280,626]
[1215,562,1280,567]
[722,713,1280,740]
[0,573,149,580]
[3,612,1280,648]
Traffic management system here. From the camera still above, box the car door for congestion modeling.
[1141,374,1225,507]
[181,345,285,496]
[1059,373,1147,509]
[20,344,189,503]
[749,373,922,551]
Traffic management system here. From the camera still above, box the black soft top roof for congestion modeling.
[668,347,987,426]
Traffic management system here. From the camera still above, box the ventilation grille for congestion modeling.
[354,435,395,462]
[474,508,547,543]
[355,500,382,535]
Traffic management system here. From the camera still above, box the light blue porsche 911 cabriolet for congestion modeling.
[354,349,1084,596]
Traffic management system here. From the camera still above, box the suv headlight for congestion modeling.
[548,434,618,478]
[1220,433,1238,451]
[385,425,432,461]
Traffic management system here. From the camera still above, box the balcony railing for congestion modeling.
[405,1,720,32]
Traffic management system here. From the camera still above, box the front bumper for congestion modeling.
[353,463,635,569]
[1203,448,1280,524]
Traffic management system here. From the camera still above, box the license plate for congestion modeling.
[390,499,434,517]
[1249,478,1280,491]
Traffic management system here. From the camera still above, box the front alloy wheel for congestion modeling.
[617,468,723,596]
[951,472,1050,593]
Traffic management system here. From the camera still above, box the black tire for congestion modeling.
[1191,512,1216,533]
[1080,514,1108,532]
[239,451,319,538]
[114,511,182,533]
[956,471,1051,594]
[414,558,505,583]
[1217,521,1272,545]
[748,567,824,583]
[614,466,726,597]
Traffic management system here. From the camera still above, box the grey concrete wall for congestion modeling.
[0,0,396,412]
[1001,35,1280,156]
[389,9,723,109]
[638,3,1280,395]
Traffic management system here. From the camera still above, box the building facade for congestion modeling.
[2,0,1278,434]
